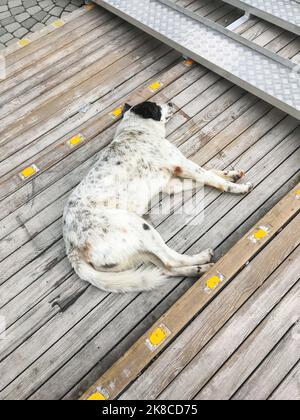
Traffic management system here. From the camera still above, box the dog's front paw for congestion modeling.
[245,182,253,193]
[202,248,214,263]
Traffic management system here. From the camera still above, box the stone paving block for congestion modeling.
[0,0,85,48]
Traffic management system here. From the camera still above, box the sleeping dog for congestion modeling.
[63,101,252,293]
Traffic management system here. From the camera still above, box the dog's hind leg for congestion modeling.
[162,264,213,277]
[144,250,213,277]
[140,220,214,269]
[69,211,215,292]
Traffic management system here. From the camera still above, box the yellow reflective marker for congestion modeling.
[86,386,109,400]
[249,226,271,244]
[146,324,171,351]
[255,229,268,240]
[52,19,65,28]
[20,164,39,180]
[149,81,162,92]
[205,272,225,293]
[296,189,300,199]
[184,58,194,66]
[18,38,30,47]
[150,327,166,346]
[67,134,85,148]
[87,392,106,401]
[85,3,95,10]
[249,225,271,243]
[207,275,221,290]
[112,106,124,119]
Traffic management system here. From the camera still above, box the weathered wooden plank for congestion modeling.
[174,88,256,147]
[79,185,300,401]
[0,288,134,398]
[232,322,300,400]
[0,13,115,96]
[241,20,272,42]
[195,0,226,16]
[0,33,154,170]
[0,26,141,122]
[0,239,65,309]
[281,38,300,62]
[4,6,105,71]
[194,279,300,400]
[0,256,73,334]
[0,18,128,109]
[204,4,235,22]
[0,33,156,148]
[170,280,300,400]
[0,273,85,361]
[184,0,242,28]
[0,55,198,183]
[232,12,258,34]
[253,26,285,49]
[0,44,175,200]
[269,362,300,400]
[266,31,296,55]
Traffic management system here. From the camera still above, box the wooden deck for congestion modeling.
[82,185,300,401]
[0,0,299,400]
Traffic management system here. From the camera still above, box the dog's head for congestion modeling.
[123,101,175,124]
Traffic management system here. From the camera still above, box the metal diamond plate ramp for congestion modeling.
[223,0,300,36]
[94,0,300,120]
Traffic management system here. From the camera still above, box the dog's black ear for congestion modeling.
[131,102,162,121]
[123,103,132,113]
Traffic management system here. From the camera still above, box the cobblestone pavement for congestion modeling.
[0,0,85,49]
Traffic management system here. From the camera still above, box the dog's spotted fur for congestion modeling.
[63,101,252,293]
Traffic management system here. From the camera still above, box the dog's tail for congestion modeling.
[68,250,169,293]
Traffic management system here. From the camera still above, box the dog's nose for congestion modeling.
[168,102,175,108]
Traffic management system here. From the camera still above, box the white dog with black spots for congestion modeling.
[63,101,252,293]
